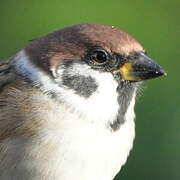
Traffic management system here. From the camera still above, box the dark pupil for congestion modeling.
[92,51,107,63]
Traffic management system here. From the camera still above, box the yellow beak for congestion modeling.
[114,63,141,81]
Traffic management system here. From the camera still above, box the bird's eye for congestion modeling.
[91,50,109,64]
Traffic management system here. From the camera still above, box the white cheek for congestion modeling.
[54,64,120,126]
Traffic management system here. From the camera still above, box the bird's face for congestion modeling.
[14,24,165,130]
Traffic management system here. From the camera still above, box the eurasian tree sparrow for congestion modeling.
[0,24,165,180]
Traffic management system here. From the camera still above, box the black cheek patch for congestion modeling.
[62,74,98,98]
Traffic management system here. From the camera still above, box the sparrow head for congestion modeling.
[22,24,165,83]
[12,24,166,130]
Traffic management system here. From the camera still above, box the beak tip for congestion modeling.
[163,72,167,76]
[158,68,167,77]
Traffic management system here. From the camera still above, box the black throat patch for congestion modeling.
[110,81,140,131]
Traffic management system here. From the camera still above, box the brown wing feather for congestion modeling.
[0,60,15,91]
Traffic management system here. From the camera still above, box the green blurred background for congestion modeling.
[0,0,179,179]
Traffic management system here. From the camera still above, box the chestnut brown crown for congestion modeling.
[25,24,143,73]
